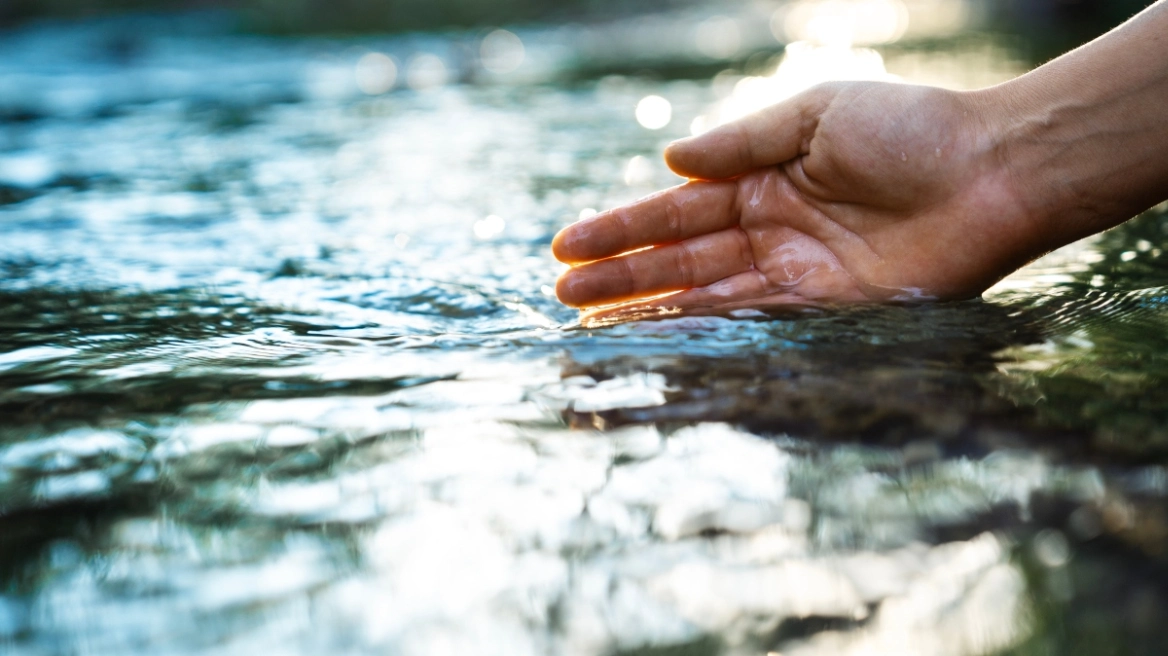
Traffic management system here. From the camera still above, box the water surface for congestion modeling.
[2,6,1168,655]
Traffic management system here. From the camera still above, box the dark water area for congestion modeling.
[2,2,1168,655]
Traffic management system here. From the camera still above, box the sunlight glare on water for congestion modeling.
[695,15,742,59]
[699,0,991,129]
[1,3,1167,655]
[481,29,526,75]
[473,214,507,239]
[635,94,673,129]
[354,52,398,95]
[406,53,449,90]
[777,0,911,47]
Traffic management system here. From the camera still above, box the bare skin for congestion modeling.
[552,0,1168,318]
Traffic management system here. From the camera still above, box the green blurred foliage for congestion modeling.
[0,0,1159,58]
[989,0,1158,61]
[0,0,222,24]
[243,0,700,32]
[0,0,703,31]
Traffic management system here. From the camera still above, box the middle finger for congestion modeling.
[555,227,754,307]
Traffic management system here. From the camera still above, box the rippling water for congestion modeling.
[3,7,1168,656]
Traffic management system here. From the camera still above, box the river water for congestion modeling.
[2,4,1168,655]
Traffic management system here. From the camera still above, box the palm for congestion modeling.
[553,83,1036,316]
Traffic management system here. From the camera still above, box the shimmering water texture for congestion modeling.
[3,6,1168,656]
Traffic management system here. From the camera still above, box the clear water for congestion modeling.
[2,8,1168,656]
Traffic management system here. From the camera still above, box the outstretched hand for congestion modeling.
[552,82,1048,317]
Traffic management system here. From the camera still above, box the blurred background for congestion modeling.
[4,1,1168,656]
[0,0,1156,56]
[0,0,1155,40]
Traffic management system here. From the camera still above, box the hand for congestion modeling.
[552,82,1048,316]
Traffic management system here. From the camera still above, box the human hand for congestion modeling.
[552,82,1047,317]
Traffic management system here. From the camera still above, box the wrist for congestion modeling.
[940,81,1077,273]
[968,1,1168,255]
[965,78,1097,253]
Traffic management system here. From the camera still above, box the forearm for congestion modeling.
[975,0,1168,250]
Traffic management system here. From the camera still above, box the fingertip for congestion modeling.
[663,137,701,178]
[554,271,586,308]
[550,228,573,263]
[551,224,595,265]
[664,136,692,156]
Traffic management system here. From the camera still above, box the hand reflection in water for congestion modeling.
[552,0,1168,320]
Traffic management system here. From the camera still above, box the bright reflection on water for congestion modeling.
[697,0,1010,130]
[481,29,526,75]
[635,95,673,130]
[2,3,1168,655]
[354,52,398,95]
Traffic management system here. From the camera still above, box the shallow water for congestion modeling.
[3,6,1168,656]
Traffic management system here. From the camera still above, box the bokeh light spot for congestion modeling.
[695,16,741,59]
[481,29,525,75]
[624,156,654,186]
[354,52,397,95]
[1033,529,1071,568]
[406,54,448,90]
[635,95,672,130]
[473,215,506,239]
[778,0,910,48]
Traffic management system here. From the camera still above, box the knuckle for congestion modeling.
[732,123,754,168]
[664,195,684,242]
[615,256,637,295]
[734,228,753,265]
[613,208,634,251]
[673,245,696,288]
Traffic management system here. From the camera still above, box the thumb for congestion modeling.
[664,85,833,180]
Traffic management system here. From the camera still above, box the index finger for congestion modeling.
[551,180,738,264]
